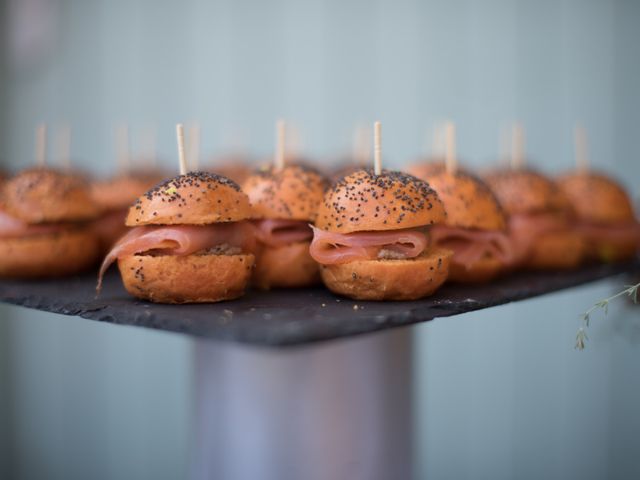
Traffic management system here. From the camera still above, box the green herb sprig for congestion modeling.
[575,282,639,350]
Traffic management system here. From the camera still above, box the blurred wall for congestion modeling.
[0,1,639,479]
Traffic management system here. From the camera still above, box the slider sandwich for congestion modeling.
[309,168,452,300]
[558,171,640,262]
[97,172,256,303]
[243,164,327,289]
[415,164,513,282]
[0,168,100,277]
[484,168,586,270]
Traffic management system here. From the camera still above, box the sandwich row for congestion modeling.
[0,159,637,302]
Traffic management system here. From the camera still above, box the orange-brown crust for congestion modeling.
[557,172,636,225]
[448,255,505,283]
[587,236,638,263]
[316,169,446,234]
[484,169,571,216]
[526,230,586,270]
[319,248,452,300]
[118,253,255,303]
[2,168,100,223]
[91,174,163,212]
[242,164,327,221]
[126,172,253,226]
[0,229,99,278]
[415,169,507,231]
[252,241,320,289]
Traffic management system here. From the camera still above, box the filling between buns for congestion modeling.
[253,218,313,247]
[309,226,429,265]
[430,225,514,269]
[97,222,256,292]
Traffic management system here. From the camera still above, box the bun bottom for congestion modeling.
[320,248,452,301]
[527,230,586,270]
[253,241,320,290]
[118,253,255,303]
[0,229,99,278]
[448,256,504,283]
[591,239,638,263]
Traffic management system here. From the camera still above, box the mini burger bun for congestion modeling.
[252,241,320,290]
[415,168,507,231]
[118,253,255,303]
[3,168,100,223]
[0,229,99,278]
[526,230,586,270]
[448,256,505,284]
[557,172,636,225]
[242,164,327,222]
[320,248,452,301]
[484,168,571,216]
[316,169,446,234]
[91,173,164,212]
[126,172,253,226]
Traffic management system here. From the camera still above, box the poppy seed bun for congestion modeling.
[320,248,452,301]
[91,173,164,212]
[557,172,636,225]
[118,253,255,303]
[243,164,327,222]
[0,229,99,278]
[415,169,507,231]
[126,172,253,226]
[316,169,446,234]
[484,169,571,215]
[252,241,320,290]
[3,168,100,223]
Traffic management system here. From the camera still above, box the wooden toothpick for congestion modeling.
[57,124,71,170]
[511,122,525,170]
[575,125,589,172]
[116,124,130,173]
[188,123,201,171]
[373,121,382,175]
[275,119,285,171]
[444,121,457,174]
[176,124,187,175]
[35,124,47,167]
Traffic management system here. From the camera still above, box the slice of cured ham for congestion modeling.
[577,221,640,246]
[0,209,66,238]
[309,226,428,265]
[254,219,313,247]
[97,222,256,292]
[431,225,514,268]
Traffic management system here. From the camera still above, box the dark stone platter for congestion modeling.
[0,261,637,347]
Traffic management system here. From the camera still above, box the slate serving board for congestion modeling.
[0,261,637,347]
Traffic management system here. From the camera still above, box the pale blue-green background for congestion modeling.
[1,0,639,479]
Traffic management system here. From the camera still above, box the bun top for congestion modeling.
[557,171,636,224]
[91,173,164,212]
[242,164,328,222]
[2,168,100,223]
[315,168,446,233]
[420,169,507,231]
[126,171,253,226]
[483,168,571,216]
